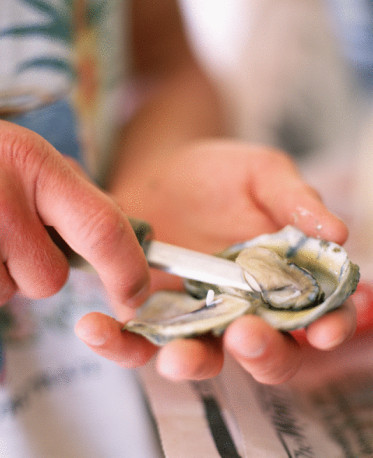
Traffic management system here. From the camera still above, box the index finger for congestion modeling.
[35,153,150,308]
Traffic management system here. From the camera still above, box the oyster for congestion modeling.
[216,226,360,330]
[235,246,323,310]
[123,292,260,346]
[124,226,360,345]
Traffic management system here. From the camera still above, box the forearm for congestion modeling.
[107,61,224,195]
[105,0,224,196]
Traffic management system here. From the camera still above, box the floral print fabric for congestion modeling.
[0,0,127,176]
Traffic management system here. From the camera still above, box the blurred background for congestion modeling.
[180,0,371,156]
[180,0,373,272]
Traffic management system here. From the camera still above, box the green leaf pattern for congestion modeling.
[0,0,106,81]
[1,0,125,177]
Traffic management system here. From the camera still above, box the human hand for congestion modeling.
[114,139,348,252]
[76,139,355,384]
[0,121,150,316]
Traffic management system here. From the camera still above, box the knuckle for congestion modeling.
[82,203,125,254]
[9,242,70,299]
[22,264,69,299]
[31,247,69,298]
[40,267,69,298]
[0,121,49,172]
[252,359,299,385]
[254,350,301,385]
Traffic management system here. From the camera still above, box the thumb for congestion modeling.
[249,149,348,244]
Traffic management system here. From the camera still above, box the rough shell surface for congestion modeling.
[124,226,360,345]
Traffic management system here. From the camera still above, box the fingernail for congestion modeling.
[314,332,346,350]
[233,332,268,359]
[75,321,108,346]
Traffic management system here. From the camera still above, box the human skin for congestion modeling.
[74,0,356,384]
[0,120,150,310]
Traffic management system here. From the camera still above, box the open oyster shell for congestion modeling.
[235,245,323,309]
[124,226,360,345]
[123,292,261,346]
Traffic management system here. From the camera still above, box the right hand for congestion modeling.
[0,120,150,310]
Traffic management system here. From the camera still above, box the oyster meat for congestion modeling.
[124,226,360,345]
[235,246,323,310]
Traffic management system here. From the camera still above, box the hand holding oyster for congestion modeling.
[124,226,360,346]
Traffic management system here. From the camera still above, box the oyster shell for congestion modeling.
[123,292,260,346]
[124,226,360,345]
[216,226,360,330]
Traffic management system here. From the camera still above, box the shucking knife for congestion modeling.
[129,218,254,292]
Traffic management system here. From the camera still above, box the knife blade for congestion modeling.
[145,239,253,292]
[129,218,253,292]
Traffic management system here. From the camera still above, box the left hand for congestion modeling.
[75,140,355,384]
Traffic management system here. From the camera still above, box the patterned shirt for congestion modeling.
[0,0,129,177]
